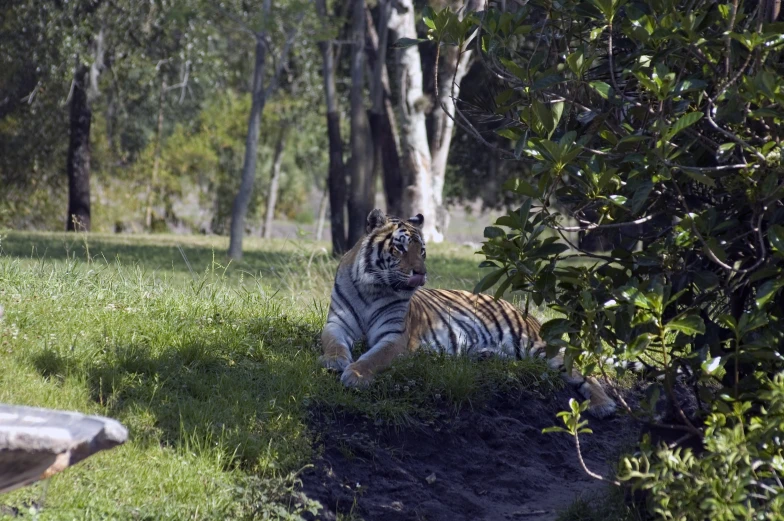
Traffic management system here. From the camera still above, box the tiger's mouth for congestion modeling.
[407,273,426,287]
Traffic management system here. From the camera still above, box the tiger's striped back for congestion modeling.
[407,289,546,359]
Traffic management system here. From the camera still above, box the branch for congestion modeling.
[664,160,760,173]
[263,12,306,100]
[211,4,260,38]
[674,182,767,274]
[704,97,767,163]
[553,212,661,232]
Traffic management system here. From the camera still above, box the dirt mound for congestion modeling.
[302,389,639,521]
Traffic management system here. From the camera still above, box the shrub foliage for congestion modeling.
[421,0,784,517]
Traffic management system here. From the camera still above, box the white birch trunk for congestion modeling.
[389,0,442,243]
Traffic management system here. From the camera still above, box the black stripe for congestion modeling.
[474,294,505,345]
[423,312,445,353]
[415,290,461,354]
[363,234,377,274]
[329,312,354,335]
[334,284,362,330]
[348,271,369,306]
[429,290,493,346]
[373,329,404,344]
[374,233,393,271]
[489,296,519,344]
[367,298,409,327]
[409,298,444,353]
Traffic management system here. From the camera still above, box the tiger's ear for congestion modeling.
[407,214,424,228]
[366,209,387,233]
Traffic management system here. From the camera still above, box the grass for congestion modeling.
[0,231,556,520]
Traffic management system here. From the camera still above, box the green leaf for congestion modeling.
[566,50,585,75]
[756,279,784,308]
[608,195,627,207]
[478,260,500,268]
[484,226,506,239]
[619,286,652,310]
[701,356,723,376]
[631,180,653,215]
[665,315,705,336]
[769,224,784,253]
[589,26,605,40]
[674,79,708,94]
[533,74,564,91]
[473,268,506,294]
[665,112,703,141]
[532,100,555,135]
[393,37,428,48]
[681,169,716,187]
[718,314,737,332]
[551,102,565,130]
[628,333,653,356]
[504,178,541,198]
[589,81,612,99]
[542,426,570,434]
[518,198,533,230]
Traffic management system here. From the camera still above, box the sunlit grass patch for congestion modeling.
[0,232,556,518]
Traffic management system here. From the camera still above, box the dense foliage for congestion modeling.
[0,0,325,233]
[424,0,784,516]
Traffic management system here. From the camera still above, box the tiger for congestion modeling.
[319,209,618,418]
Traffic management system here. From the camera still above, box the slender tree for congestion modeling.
[227,0,301,259]
[261,125,287,239]
[346,0,375,247]
[66,64,93,231]
[366,2,403,217]
[316,0,348,255]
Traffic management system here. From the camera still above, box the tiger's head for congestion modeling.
[357,209,427,291]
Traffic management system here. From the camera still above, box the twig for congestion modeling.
[20,82,42,105]
[574,431,621,486]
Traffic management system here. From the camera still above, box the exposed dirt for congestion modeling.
[302,389,640,521]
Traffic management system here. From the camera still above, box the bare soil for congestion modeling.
[302,389,639,521]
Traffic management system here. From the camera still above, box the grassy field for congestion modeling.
[0,231,558,520]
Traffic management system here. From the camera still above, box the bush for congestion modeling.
[422,0,784,517]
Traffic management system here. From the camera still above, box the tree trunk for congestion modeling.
[347,0,375,247]
[389,0,441,242]
[146,77,166,231]
[316,186,329,241]
[228,14,270,260]
[428,0,478,239]
[66,65,92,232]
[262,126,287,239]
[366,3,403,217]
[317,0,348,256]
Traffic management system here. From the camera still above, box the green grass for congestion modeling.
[0,231,556,520]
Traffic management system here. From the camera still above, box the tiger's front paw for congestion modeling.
[319,354,352,372]
[340,362,374,388]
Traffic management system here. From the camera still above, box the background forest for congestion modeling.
[0,0,514,254]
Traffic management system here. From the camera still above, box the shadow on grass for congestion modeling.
[28,310,324,474]
[1,232,301,280]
